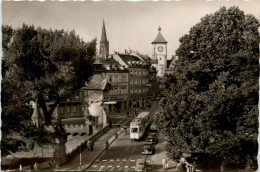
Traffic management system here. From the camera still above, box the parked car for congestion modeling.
[142,143,155,155]
[146,133,158,144]
[136,159,146,172]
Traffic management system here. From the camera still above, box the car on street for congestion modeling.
[142,143,155,155]
[136,159,146,172]
[146,133,158,144]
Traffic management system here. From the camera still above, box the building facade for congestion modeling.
[165,55,178,75]
[110,53,150,109]
[101,58,129,113]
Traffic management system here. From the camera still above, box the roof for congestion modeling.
[93,57,102,65]
[100,20,108,43]
[84,74,108,90]
[152,28,168,44]
[117,54,150,68]
[118,54,141,62]
[101,58,128,72]
[167,55,178,69]
[101,57,119,66]
[140,54,151,62]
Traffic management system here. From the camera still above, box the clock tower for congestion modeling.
[152,26,168,77]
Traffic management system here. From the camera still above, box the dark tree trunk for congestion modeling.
[37,95,60,126]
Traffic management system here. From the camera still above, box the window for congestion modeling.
[131,127,138,133]
[114,75,118,83]
[130,78,133,85]
[60,106,64,113]
[130,71,133,76]
[79,91,82,99]
[130,89,133,93]
[109,75,113,82]
[134,79,137,85]
[84,90,88,97]
[66,106,70,113]
[134,71,137,75]
[122,75,126,82]
[118,87,121,94]
[114,87,118,95]
[71,105,76,113]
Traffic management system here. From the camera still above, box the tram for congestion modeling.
[130,112,150,140]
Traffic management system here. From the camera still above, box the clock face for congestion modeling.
[158,46,164,52]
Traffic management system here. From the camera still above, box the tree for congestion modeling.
[155,6,259,170]
[2,24,96,125]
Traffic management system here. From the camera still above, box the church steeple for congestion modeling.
[99,19,109,59]
[100,20,108,43]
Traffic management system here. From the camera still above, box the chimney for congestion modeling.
[125,49,127,55]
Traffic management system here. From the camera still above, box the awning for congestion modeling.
[103,101,117,104]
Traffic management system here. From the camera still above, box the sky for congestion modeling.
[2,0,260,59]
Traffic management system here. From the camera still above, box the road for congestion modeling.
[86,101,162,171]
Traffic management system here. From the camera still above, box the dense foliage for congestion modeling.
[2,24,96,156]
[155,6,259,170]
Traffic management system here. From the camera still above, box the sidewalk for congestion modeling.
[150,135,178,171]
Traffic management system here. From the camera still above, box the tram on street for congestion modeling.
[130,111,150,140]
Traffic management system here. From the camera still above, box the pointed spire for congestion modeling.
[100,19,108,43]
[158,26,161,32]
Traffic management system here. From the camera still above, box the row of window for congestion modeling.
[130,78,149,85]
[109,86,128,95]
[108,74,127,83]
[130,70,148,76]
[129,87,148,94]
[59,105,78,114]
[79,90,88,99]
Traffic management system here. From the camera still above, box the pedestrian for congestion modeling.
[162,157,166,169]
[87,139,92,151]
[124,125,127,133]
[88,139,93,151]
[19,164,22,171]
[105,140,109,150]
[114,132,118,139]
[34,162,38,171]
[91,140,94,151]
[109,120,112,128]
[165,158,168,169]
[86,140,89,151]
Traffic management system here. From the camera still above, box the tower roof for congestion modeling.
[93,57,102,65]
[100,20,108,43]
[152,26,168,44]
